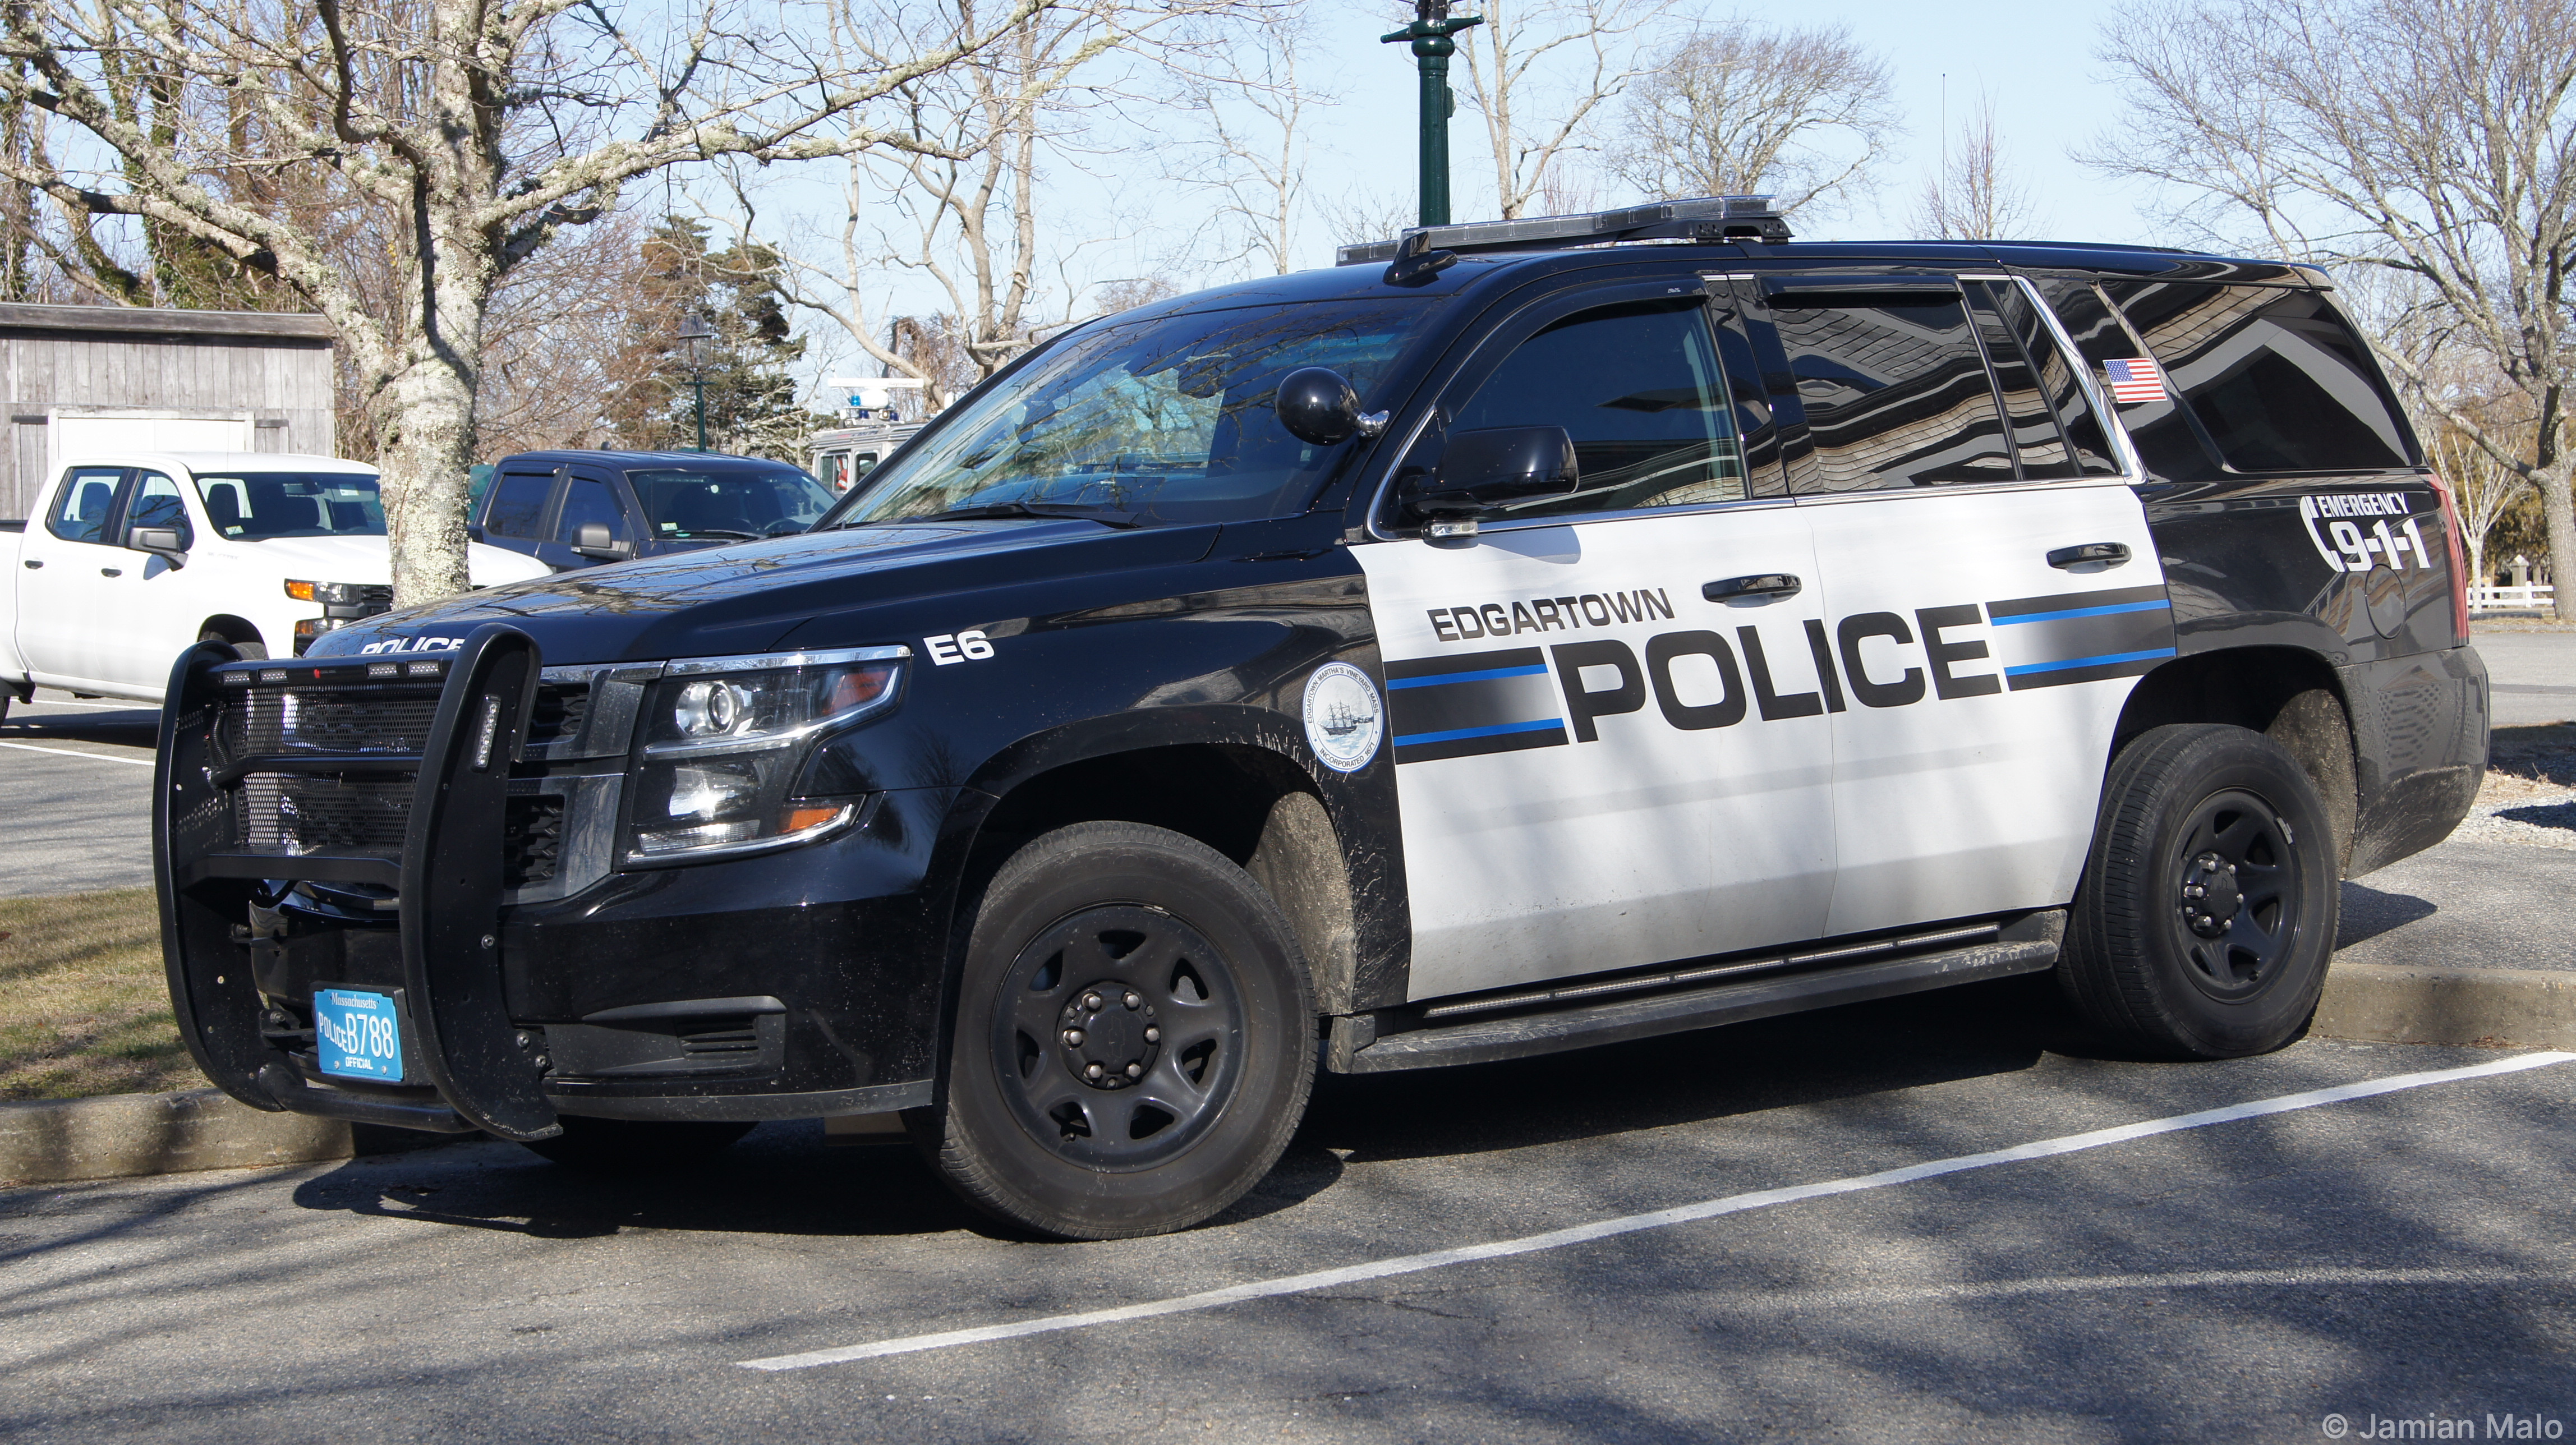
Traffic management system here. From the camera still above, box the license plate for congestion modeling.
[314,987,407,1083]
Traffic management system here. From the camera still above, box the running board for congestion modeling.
[1331,912,2064,1074]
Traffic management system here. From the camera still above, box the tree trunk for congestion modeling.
[374,338,483,611]
[2544,464,2576,623]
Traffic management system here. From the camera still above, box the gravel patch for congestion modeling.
[2448,788,2576,851]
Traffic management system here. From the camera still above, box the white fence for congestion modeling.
[2468,583,2555,612]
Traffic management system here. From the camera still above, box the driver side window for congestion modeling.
[129,472,195,550]
[1447,297,1751,521]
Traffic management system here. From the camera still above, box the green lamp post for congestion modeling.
[677,310,715,453]
[1381,0,1483,227]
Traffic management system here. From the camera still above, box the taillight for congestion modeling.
[2423,471,2471,646]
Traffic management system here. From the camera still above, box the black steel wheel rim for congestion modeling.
[2166,787,2301,1001]
[988,904,1246,1171]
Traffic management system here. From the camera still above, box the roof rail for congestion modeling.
[1335,195,1791,267]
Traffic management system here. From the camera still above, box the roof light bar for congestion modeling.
[1335,195,1791,267]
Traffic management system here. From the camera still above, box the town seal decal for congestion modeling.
[1302,662,1384,772]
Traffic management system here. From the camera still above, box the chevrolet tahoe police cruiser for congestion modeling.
[153,196,2486,1240]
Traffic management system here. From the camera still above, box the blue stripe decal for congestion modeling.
[1386,664,1551,690]
[1989,599,2174,625]
[1392,717,1566,747]
[2005,647,2178,678]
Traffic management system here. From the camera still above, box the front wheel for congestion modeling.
[2060,724,2339,1059]
[912,821,1315,1240]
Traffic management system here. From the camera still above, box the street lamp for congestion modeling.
[1381,0,1483,227]
[676,310,716,452]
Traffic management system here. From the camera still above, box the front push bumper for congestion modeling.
[155,625,564,1141]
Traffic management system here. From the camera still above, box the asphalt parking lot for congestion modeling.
[3,633,2571,1442]
[0,692,156,897]
[2,998,2568,1442]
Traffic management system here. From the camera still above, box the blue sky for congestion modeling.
[786,0,2173,395]
[1298,0,2155,248]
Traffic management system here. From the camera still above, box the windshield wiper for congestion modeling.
[672,527,763,540]
[898,501,1144,529]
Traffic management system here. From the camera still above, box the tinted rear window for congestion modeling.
[1769,289,2016,491]
[2109,283,2411,472]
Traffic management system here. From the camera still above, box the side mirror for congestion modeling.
[1407,426,1580,523]
[126,525,187,568]
[1275,367,1389,447]
[573,522,632,560]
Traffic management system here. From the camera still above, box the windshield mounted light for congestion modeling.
[621,646,907,865]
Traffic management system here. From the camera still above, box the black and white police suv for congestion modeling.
[154,196,2487,1238]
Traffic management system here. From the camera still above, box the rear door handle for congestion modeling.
[1704,572,1803,602]
[21,558,39,568]
[2047,542,2132,569]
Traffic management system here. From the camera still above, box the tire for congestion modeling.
[519,1116,755,1171]
[199,628,266,661]
[2059,723,2340,1059]
[910,820,1315,1240]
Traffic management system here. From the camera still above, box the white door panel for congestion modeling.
[15,466,130,689]
[1804,483,2168,936]
[1357,509,1838,1001]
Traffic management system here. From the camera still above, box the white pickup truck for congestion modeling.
[1,452,548,721]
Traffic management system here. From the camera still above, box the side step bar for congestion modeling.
[1331,912,2064,1074]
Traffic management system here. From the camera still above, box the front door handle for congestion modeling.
[1704,572,1803,603]
[2047,542,2132,569]
[22,558,39,569]
[99,567,122,577]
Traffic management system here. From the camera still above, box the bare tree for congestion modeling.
[1908,94,2043,240]
[2432,422,2536,588]
[1608,21,1901,219]
[1171,12,1328,274]
[753,0,1255,410]
[0,0,1044,604]
[2088,0,2576,618]
[1317,185,1422,252]
[1450,0,1675,220]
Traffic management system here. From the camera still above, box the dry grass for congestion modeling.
[2484,721,2576,805]
[0,889,207,1101]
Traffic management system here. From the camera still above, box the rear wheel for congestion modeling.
[2060,724,2339,1059]
[519,1116,755,1171]
[911,821,1315,1240]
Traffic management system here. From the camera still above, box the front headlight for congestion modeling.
[622,646,905,864]
[284,579,371,605]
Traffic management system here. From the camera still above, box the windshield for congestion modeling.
[826,299,1443,530]
[193,472,384,540]
[629,466,837,540]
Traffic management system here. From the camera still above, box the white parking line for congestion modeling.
[737,1050,2575,1372]
[0,740,154,767]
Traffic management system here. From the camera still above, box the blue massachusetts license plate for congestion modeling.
[314,988,406,1083]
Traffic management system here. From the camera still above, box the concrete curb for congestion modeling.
[2313,963,2576,1050]
[1,964,2565,1188]
[0,1087,353,1186]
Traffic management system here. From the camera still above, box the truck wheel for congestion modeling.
[198,628,266,661]
[913,821,1315,1240]
[519,1116,755,1171]
[2060,724,2339,1059]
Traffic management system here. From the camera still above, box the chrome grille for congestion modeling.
[527,683,591,751]
[502,795,565,887]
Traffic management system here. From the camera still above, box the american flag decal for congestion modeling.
[2104,357,2166,406]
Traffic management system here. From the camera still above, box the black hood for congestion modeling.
[311,519,1220,665]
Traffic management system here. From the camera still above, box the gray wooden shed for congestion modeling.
[0,302,337,521]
